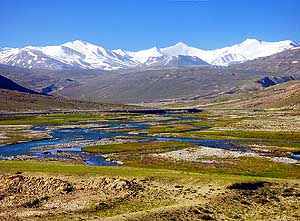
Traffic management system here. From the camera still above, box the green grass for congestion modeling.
[143,124,197,134]
[0,113,118,125]
[119,155,300,180]
[190,118,242,127]
[0,112,172,126]
[84,141,194,153]
[0,160,241,180]
[181,130,300,142]
[13,155,298,180]
[0,127,51,145]
[0,160,193,177]
[233,141,300,152]
[0,135,49,145]
[87,197,176,219]
[83,140,300,180]
[0,160,289,183]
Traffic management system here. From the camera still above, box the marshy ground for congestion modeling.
[0,109,299,220]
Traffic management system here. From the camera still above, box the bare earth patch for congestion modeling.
[154,146,299,164]
[32,136,134,151]
[155,146,258,162]
[0,172,223,220]
[227,116,300,132]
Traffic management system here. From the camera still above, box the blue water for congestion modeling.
[0,114,297,165]
[291,153,300,160]
[0,121,146,165]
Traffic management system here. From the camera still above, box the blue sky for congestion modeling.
[0,0,299,50]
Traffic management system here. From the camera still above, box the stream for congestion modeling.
[0,113,298,165]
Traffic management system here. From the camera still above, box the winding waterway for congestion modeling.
[0,113,298,165]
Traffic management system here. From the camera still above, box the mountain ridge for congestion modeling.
[0,39,298,71]
[0,74,42,95]
[1,46,299,104]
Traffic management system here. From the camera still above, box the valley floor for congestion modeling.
[0,109,299,220]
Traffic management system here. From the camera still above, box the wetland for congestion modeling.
[0,109,300,220]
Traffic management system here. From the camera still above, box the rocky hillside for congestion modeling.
[197,81,300,109]
[232,47,300,75]
[0,89,132,113]
[0,74,41,94]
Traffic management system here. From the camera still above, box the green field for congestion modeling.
[84,141,194,153]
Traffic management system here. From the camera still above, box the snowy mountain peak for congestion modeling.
[163,42,191,51]
[0,38,298,70]
[174,42,189,47]
[148,46,161,52]
[126,47,163,63]
[62,40,102,51]
[112,49,128,57]
[241,38,261,44]
[63,40,91,46]
[240,38,298,47]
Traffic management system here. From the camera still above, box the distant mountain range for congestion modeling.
[0,46,299,104]
[57,47,300,103]
[0,39,298,70]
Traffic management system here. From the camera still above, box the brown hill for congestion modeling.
[196,81,300,110]
[0,74,42,94]
[232,48,300,75]
[0,89,131,113]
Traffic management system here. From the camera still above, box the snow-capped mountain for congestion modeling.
[0,40,139,70]
[123,47,164,64]
[161,39,299,66]
[0,39,298,70]
[144,55,209,66]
